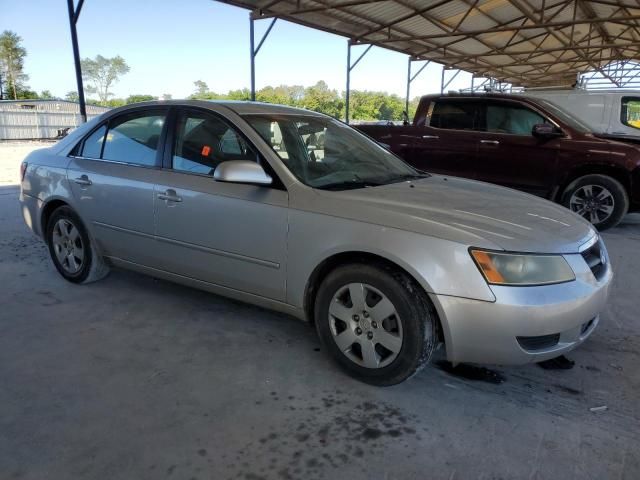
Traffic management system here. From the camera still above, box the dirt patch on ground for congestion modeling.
[0,141,53,186]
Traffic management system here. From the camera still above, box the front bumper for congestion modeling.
[430,250,612,365]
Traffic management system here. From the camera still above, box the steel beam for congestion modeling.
[345,43,372,124]
[405,58,429,115]
[66,0,86,123]
[249,15,277,101]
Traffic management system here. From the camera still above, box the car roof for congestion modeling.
[105,99,325,118]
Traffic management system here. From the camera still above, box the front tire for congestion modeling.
[561,174,628,231]
[314,263,437,386]
[46,206,109,284]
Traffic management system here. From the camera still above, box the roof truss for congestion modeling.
[219,0,640,86]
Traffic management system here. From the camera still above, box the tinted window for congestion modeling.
[81,125,106,158]
[486,103,546,135]
[621,97,640,130]
[173,111,257,175]
[430,100,483,130]
[102,112,165,166]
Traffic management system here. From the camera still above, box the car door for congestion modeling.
[153,107,289,302]
[475,100,559,197]
[406,98,483,177]
[67,108,168,265]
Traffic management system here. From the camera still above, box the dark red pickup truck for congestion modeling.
[355,93,640,230]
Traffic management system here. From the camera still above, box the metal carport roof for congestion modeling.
[221,0,640,87]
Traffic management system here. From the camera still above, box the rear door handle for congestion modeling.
[73,175,92,186]
[480,139,500,145]
[422,135,439,139]
[158,189,182,203]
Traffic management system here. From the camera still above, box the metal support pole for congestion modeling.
[345,42,373,124]
[67,0,86,123]
[405,58,429,116]
[471,75,474,92]
[440,67,445,93]
[249,15,277,102]
[345,43,351,123]
[250,17,255,101]
[405,58,411,115]
[442,69,461,92]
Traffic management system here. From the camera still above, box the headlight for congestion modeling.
[470,249,575,286]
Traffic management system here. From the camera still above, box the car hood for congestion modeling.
[314,175,596,254]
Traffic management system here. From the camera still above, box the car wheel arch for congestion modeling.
[302,251,444,342]
[556,164,631,202]
[40,198,71,241]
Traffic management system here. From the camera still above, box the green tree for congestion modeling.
[0,30,29,100]
[302,81,343,118]
[39,90,54,99]
[65,91,79,102]
[126,94,156,104]
[161,93,172,100]
[192,80,210,98]
[81,55,130,104]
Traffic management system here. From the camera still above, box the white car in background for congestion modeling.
[523,89,640,144]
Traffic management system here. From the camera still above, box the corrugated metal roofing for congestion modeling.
[219,0,640,87]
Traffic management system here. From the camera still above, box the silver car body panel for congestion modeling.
[19,100,612,365]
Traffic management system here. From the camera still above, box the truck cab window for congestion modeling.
[486,103,546,135]
[430,100,483,131]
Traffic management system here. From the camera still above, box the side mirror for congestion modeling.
[532,123,564,139]
[214,160,272,185]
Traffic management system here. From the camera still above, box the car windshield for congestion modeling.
[530,98,592,134]
[243,114,427,190]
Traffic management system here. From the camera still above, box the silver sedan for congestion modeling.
[19,100,612,385]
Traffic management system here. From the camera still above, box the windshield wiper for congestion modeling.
[383,172,431,184]
[319,179,384,191]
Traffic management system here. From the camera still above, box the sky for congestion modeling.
[1,0,476,100]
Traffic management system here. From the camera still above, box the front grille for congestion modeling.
[517,333,561,352]
[581,238,607,280]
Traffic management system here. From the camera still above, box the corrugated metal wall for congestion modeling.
[0,101,110,140]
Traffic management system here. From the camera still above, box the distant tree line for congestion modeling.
[189,80,421,121]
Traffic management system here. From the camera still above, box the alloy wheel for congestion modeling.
[569,184,615,225]
[51,218,85,274]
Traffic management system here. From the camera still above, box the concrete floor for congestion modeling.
[1,147,639,478]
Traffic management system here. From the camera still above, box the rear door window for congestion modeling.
[429,100,483,131]
[621,97,640,130]
[102,111,166,166]
[485,102,546,135]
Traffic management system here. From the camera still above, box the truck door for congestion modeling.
[475,99,559,197]
[406,98,483,179]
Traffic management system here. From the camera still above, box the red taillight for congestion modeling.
[20,162,28,182]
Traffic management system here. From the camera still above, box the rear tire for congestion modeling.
[561,174,628,231]
[46,206,109,284]
[314,263,436,386]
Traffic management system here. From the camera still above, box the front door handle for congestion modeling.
[73,175,92,186]
[158,189,182,203]
[480,139,500,145]
[422,135,439,139]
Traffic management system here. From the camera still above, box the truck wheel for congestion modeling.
[561,174,628,231]
[46,206,110,284]
[314,263,437,386]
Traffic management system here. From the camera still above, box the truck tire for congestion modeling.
[561,174,628,231]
